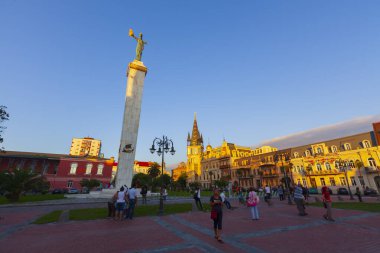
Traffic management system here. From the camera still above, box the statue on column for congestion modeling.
[129,29,147,61]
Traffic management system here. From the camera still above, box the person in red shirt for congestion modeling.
[321,186,334,222]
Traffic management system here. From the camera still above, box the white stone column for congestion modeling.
[116,60,147,189]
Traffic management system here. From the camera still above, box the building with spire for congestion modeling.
[186,113,204,183]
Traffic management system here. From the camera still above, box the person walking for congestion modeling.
[140,185,148,204]
[294,183,307,216]
[194,187,203,210]
[278,185,284,201]
[247,187,260,220]
[264,185,272,206]
[210,189,223,243]
[322,186,334,221]
[163,186,168,201]
[220,190,231,209]
[113,186,127,221]
[126,184,138,220]
[355,187,363,202]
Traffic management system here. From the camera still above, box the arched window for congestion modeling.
[305,150,311,157]
[325,162,332,170]
[294,152,299,158]
[317,147,323,154]
[349,160,355,168]
[316,163,322,171]
[363,140,371,148]
[97,164,104,175]
[335,161,340,169]
[70,163,78,174]
[331,145,338,153]
[368,158,377,168]
[344,143,351,151]
[86,163,93,174]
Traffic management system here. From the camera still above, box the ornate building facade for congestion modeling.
[186,116,380,193]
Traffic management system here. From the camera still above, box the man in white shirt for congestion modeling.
[220,190,231,209]
[126,184,137,220]
[264,185,272,206]
[194,187,203,210]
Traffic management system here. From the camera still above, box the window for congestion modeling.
[317,147,323,154]
[334,161,340,169]
[349,160,355,168]
[350,177,357,186]
[368,158,377,168]
[294,152,299,158]
[344,143,351,151]
[316,163,322,171]
[320,178,326,186]
[363,140,371,148]
[97,164,104,175]
[70,163,78,174]
[86,163,93,174]
[329,178,336,186]
[67,180,73,188]
[340,177,346,186]
[302,178,307,187]
[325,162,332,171]
[305,150,311,157]
[358,176,365,186]
[331,145,338,153]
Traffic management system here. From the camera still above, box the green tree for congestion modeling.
[159,174,172,187]
[0,169,50,202]
[148,162,161,179]
[176,173,187,190]
[132,173,151,188]
[80,179,101,190]
[0,106,10,151]
[214,179,228,189]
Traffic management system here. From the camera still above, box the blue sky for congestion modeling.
[1,0,380,166]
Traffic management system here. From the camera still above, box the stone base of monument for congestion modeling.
[64,188,161,199]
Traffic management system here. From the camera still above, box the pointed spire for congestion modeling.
[191,112,201,145]
[187,132,191,141]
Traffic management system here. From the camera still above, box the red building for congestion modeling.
[0,151,115,190]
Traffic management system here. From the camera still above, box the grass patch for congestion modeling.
[69,203,193,221]
[167,190,213,197]
[309,202,380,212]
[0,194,65,205]
[33,210,63,224]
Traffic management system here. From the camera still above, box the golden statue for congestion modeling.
[129,29,147,61]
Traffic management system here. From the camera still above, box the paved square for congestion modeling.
[1,199,379,253]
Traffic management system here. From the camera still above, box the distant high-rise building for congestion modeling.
[70,137,101,157]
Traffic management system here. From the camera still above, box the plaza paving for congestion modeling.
[1,198,380,253]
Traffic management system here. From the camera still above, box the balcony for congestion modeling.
[365,166,380,174]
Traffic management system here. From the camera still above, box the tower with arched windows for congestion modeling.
[186,113,204,183]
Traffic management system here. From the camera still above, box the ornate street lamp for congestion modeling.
[338,159,354,200]
[150,135,175,215]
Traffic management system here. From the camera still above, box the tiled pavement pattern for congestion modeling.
[1,199,380,253]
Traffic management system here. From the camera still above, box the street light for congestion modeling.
[338,159,354,200]
[150,135,175,215]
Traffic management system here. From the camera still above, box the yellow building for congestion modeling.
[172,162,187,181]
[70,137,101,157]
[290,131,380,193]
[186,114,204,183]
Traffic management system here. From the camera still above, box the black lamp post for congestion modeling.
[150,135,175,215]
[338,159,354,200]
